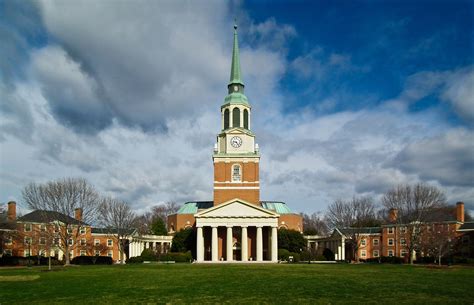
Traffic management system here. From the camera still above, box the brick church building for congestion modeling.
[167,24,303,263]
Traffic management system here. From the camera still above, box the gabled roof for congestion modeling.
[458,222,474,231]
[18,210,85,225]
[195,198,279,218]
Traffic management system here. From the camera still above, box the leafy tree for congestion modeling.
[170,228,195,256]
[278,229,305,253]
[151,218,167,235]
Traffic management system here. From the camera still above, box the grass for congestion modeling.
[0,263,473,304]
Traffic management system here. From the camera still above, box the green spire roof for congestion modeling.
[229,22,244,86]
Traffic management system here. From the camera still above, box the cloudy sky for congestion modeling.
[1,0,473,215]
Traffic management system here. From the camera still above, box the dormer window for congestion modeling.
[232,164,241,182]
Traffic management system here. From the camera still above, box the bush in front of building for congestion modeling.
[360,256,404,264]
[278,249,300,262]
[0,256,62,266]
[159,251,192,263]
[71,256,113,265]
[126,256,144,264]
[140,248,158,261]
[277,229,306,253]
[170,228,195,257]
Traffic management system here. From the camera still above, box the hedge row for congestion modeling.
[0,256,62,266]
[70,256,113,265]
[126,251,192,264]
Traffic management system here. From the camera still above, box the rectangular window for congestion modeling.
[80,227,86,234]
[373,239,379,246]
[107,239,113,247]
[94,239,100,246]
[388,227,394,234]
[39,249,46,257]
[54,225,60,233]
[80,238,87,246]
[39,237,46,245]
[107,250,113,258]
[388,238,394,246]
[400,226,406,234]
[360,250,366,257]
[54,238,60,246]
[24,223,32,232]
[401,250,408,257]
[388,250,394,257]
[67,227,73,234]
[400,238,406,246]
[80,250,87,256]
[373,250,379,257]
[40,224,47,232]
[361,239,366,246]
[4,249,12,256]
[24,237,32,245]
[95,250,100,256]
[24,249,31,257]
[68,239,73,246]
[5,236,12,245]
[232,165,241,182]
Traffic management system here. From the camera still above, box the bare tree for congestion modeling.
[99,197,136,264]
[420,223,455,266]
[22,178,101,265]
[151,201,179,223]
[326,196,377,262]
[382,183,446,264]
[302,212,329,236]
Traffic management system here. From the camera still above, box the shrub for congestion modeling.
[160,251,192,263]
[323,248,335,261]
[380,256,404,264]
[95,256,113,265]
[278,249,290,260]
[171,228,195,255]
[126,256,144,264]
[314,255,327,261]
[71,256,94,265]
[71,256,113,265]
[300,250,312,261]
[278,229,305,253]
[0,256,31,266]
[140,248,158,261]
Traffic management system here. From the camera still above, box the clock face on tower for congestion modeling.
[230,136,242,148]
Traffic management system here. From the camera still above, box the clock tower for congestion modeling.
[213,23,260,206]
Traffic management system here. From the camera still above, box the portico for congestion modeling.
[195,199,279,262]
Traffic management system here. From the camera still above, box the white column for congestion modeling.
[221,110,224,130]
[197,227,204,262]
[256,226,263,262]
[337,245,342,261]
[212,226,218,262]
[341,238,346,261]
[271,226,278,262]
[248,111,251,130]
[226,226,233,261]
[229,107,233,128]
[240,106,244,128]
[241,226,248,262]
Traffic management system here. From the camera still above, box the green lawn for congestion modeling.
[0,263,473,304]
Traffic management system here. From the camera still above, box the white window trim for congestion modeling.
[94,239,100,246]
[39,237,46,245]
[373,239,379,246]
[107,239,113,247]
[360,250,367,257]
[373,250,379,257]
[361,239,366,246]
[95,250,100,256]
[24,223,32,232]
[81,238,87,246]
[388,227,394,234]
[231,164,242,182]
[388,250,394,257]
[4,249,12,256]
[388,238,394,246]
[107,250,113,257]
[80,250,87,256]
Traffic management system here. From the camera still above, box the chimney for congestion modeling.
[388,208,398,223]
[74,208,83,222]
[456,202,464,223]
[7,201,16,221]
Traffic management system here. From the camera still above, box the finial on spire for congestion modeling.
[229,19,243,86]
[234,18,238,30]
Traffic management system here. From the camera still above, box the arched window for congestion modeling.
[232,164,241,182]
[232,108,240,128]
[243,109,249,129]
[224,109,230,129]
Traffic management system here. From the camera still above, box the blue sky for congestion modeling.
[0,0,473,215]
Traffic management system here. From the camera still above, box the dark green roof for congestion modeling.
[458,222,474,231]
[339,227,382,235]
[18,210,85,225]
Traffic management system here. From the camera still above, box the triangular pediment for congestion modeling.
[195,198,278,218]
[219,128,254,137]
